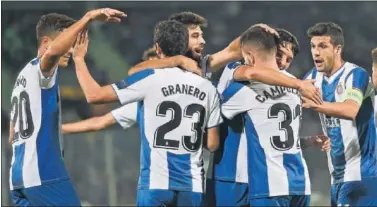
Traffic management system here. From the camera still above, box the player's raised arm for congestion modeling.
[128,55,202,76]
[41,8,126,77]
[303,68,371,120]
[207,24,279,72]
[73,31,119,104]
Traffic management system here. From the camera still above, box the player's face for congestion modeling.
[276,42,294,70]
[186,25,205,62]
[57,47,73,68]
[310,36,337,73]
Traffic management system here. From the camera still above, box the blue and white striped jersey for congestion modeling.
[111,103,138,129]
[304,62,377,184]
[9,58,69,190]
[111,68,223,193]
[207,61,250,184]
[221,70,311,198]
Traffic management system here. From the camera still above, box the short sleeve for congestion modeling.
[110,102,138,129]
[111,69,155,105]
[207,88,223,128]
[216,61,242,94]
[221,82,259,119]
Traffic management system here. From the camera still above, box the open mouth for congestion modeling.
[314,59,324,66]
[194,48,203,54]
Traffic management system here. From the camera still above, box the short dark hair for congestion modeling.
[154,20,189,57]
[36,13,76,47]
[240,26,278,59]
[307,22,344,47]
[142,47,158,61]
[276,28,300,57]
[372,48,377,64]
[169,12,208,28]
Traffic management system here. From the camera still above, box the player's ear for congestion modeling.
[155,43,163,59]
[336,45,342,54]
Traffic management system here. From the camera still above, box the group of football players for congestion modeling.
[8,7,377,207]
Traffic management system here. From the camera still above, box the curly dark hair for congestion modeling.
[154,20,189,57]
[276,28,300,57]
[307,22,344,48]
[36,13,76,47]
[168,11,208,28]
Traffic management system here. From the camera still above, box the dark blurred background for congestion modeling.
[2,1,377,206]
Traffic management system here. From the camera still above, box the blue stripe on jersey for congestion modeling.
[302,67,317,80]
[221,82,244,103]
[137,102,151,189]
[167,152,193,190]
[115,69,155,90]
[356,97,377,178]
[245,114,269,198]
[30,58,39,65]
[37,82,68,182]
[344,68,369,94]
[12,143,26,188]
[226,61,242,70]
[283,153,306,193]
[213,115,243,181]
[322,74,347,183]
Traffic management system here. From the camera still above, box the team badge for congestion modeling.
[336,83,344,94]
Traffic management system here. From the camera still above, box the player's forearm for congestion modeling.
[8,122,14,145]
[314,101,359,120]
[208,38,242,72]
[235,65,300,89]
[128,56,181,76]
[62,115,116,134]
[74,58,116,104]
[41,14,92,72]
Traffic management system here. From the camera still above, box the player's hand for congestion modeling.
[250,23,279,38]
[73,30,89,61]
[86,8,126,22]
[176,55,202,76]
[297,79,323,105]
[301,96,320,110]
[308,135,331,152]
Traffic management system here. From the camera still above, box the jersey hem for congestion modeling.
[331,175,377,185]
[138,184,203,193]
[248,191,310,199]
[10,176,70,190]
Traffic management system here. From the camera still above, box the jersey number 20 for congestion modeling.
[154,101,206,152]
[11,91,34,139]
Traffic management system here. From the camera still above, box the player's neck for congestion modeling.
[326,58,345,77]
[256,59,279,70]
[37,47,46,58]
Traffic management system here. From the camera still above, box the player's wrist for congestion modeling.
[73,56,85,62]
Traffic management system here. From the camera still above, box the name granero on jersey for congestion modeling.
[161,84,206,100]
[13,75,27,89]
[255,85,299,103]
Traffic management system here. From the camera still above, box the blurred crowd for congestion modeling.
[2,1,377,205]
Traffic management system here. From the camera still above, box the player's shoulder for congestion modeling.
[343,62,369,79]
[281,70,297,79]
[225,61,242,71]
[303,67,318,80]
